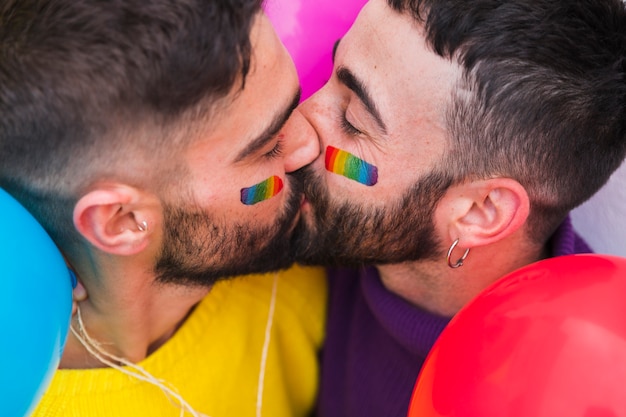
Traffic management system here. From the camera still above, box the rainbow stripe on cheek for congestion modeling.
[325,146,378,186]
[240,176,284,205]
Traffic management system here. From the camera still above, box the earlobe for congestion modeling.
[73,185,153,255]
[445,178,530,248]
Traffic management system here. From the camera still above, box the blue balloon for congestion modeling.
[0,188,73,417]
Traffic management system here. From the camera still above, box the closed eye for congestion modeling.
[341,113,363,136]
[264,138,285,159]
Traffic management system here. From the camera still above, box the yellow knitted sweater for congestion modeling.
[32,265,327,417]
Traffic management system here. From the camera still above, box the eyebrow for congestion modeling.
[336,66,387,134]
[234,89,302,162]
[332,38,341,63]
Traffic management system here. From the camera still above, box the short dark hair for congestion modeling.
[389,0,626,242]
[0,0,262,241]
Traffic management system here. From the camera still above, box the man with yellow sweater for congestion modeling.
[0,0,325,416]
[33,266,325,417]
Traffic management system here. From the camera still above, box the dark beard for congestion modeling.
[292,166,452,267]
[154,175,303,286]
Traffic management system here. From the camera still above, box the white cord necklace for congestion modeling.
[70,272,279,417]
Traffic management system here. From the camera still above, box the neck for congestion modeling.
[377,238,547,317]
[60,263,209,369]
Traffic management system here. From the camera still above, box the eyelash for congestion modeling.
[264,138,285,159]
[341,114,363,136]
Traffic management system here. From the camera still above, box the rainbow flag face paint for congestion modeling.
[325,145,378,186]
[240,176,284,205]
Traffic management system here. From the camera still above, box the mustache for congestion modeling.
[290,164,323,204]
[286,168,306,198]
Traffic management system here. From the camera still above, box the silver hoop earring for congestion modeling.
[137,220,148,232]
[447,238,470,269]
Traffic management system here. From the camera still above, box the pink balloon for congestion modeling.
[265,0,367,100]
[408,254,626,417]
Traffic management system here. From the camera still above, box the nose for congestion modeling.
[282,108,321,173]
[297,89,330,146]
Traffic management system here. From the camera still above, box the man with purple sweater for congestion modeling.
[293,0,626,416]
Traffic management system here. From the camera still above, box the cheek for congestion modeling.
[240,176,284,206]
[325,145,379,187]
[317,151,412,208]
[188,170,273,212]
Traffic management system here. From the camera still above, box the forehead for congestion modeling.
[337,0,459,134]
[236,12,297,105]
[189,12,298,156]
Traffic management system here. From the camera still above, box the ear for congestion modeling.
[73,184,157,255]
[437,178,530,248]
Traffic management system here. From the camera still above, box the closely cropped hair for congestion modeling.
[389,0,626,242]
[0,0,262,240]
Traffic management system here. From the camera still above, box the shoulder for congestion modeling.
[220,264,327,310]
[271,264,328,344]
[276,263,328,311]
[209,265,328,342]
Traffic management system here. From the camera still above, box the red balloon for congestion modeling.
[408,254,626,417]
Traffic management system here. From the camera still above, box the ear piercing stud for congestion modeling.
[137,220,148,232]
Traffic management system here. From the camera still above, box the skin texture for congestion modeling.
[294,0,457,267]
[297,0,537,316]
[63,12,320,368]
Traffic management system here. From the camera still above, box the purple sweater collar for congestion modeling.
[360,267,449,358]
[359,215,591,358]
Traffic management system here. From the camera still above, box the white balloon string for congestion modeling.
[70,306,209,417]
[256,272,279,417]
[70,272,279,417]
